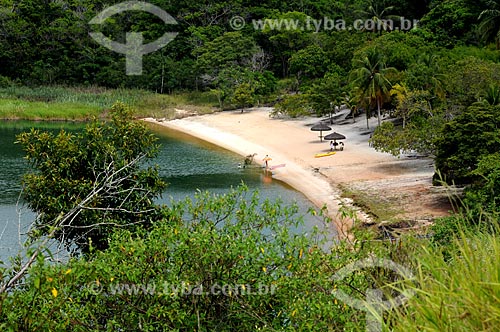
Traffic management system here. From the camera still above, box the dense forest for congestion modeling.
[2,0,500,197]
[0,0,430,88]
[1,0,500,330]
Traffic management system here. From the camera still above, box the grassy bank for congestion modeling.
[387,226,500,331]
[0,86,218,120]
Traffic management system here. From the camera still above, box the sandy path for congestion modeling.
[144,107,450,235]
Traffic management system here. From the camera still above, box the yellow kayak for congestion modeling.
[314,151,336,158]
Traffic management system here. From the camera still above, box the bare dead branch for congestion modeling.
[0,153,158,294]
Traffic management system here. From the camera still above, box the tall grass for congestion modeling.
[0,99,100,120]
[0,86,218,120]
[387,226,500,331]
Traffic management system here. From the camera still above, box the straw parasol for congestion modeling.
[324,132,346,141]
[310,122,332,141]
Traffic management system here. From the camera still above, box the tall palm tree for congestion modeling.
[342,91,358,123]
[357,0,401,33]
[350,48,395,128]
[416,53,446,100]
[478,0,500,49]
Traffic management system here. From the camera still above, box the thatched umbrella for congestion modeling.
[324,132,346,141]
[310,122,332,141]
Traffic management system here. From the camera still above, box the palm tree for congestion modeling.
[474,84,500,106]
[485,84,500,105]
[416,53,446,99]
[342,91,358,123]
[353,85,372,129]
[478,0,500,49]
[350,48,395,128]
[356,0,401,33]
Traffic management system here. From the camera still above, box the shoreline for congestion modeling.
[143,114,349,235]
[143,107,451,236]
[144,109,363,236]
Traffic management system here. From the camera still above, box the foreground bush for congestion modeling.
[0,186,413,331]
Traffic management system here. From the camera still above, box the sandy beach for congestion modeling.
[144,107,451,235]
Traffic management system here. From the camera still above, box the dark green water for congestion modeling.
[0,121,331,260]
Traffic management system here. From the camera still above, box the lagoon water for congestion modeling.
[0,121,326,261]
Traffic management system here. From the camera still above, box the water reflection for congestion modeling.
[261,169,273,185]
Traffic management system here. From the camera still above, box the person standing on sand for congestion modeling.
[263,155,271,168]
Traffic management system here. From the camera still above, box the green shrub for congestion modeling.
[434,104,500,185]
[271,94,311,118]
[16,102,166,252]
[0,75,13,88]
[0,184,422,331]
